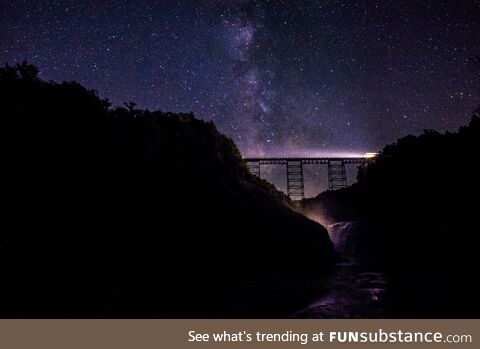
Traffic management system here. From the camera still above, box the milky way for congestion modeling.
[2,1,480,184]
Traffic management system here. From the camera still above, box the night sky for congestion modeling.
[2,1,480,194]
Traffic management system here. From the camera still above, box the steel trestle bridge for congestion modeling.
[244,156,370,200]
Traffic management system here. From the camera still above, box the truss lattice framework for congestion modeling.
[328,160,347,191]
[286,160,304,201]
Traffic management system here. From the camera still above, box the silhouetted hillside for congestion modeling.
[300,114,480,317]
[0,63,336,317]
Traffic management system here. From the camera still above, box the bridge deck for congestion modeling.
[243,157,366,164]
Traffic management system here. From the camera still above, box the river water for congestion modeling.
[292,222,389,318]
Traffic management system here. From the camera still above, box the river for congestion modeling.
[292,222,389,318]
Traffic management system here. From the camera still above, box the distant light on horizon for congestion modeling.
[364,152,379,158]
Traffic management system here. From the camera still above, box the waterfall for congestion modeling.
[327,221,360,260]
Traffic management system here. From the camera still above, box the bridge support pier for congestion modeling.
[286,160,304,201]
[328,160,347,190]
[247,161,261,178]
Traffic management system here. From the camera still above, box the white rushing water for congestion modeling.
[328,221,359,258]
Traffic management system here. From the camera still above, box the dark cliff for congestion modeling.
[300,113,480,317]
[0,63,336,317]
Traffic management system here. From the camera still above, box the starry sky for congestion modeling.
[2,0,480,193]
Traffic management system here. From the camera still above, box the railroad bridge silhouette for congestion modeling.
[244,156,369,201]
